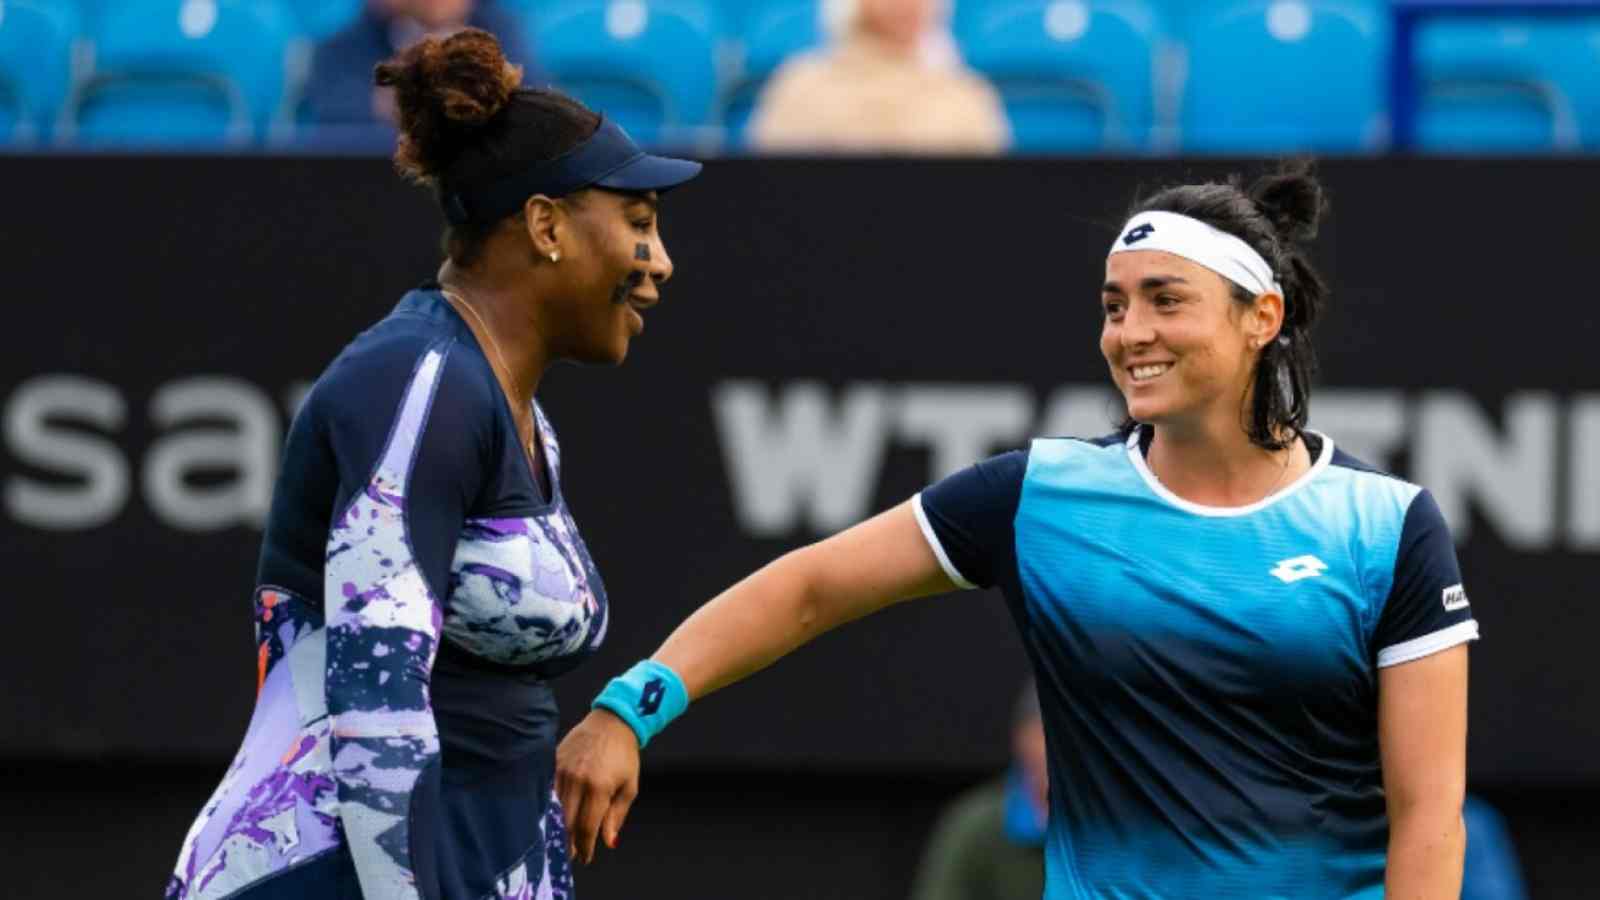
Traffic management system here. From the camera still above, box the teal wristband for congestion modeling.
[591,659,689,749]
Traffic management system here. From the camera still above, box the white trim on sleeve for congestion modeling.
[912,493,978,590]
[1377,620,1480,668]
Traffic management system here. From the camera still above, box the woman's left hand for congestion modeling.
[556,709,641,864]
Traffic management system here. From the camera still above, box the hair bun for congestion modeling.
[375,28,523,183]
[1248,159,1326,243]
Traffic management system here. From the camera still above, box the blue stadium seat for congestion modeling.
[283,0,362,41]
[67,0,298,147]
[1575,17,1600,151]
[960,0,1165,153]
[1414,17,1600,153]
[0,1,80,144]
[719,2,823,147]
[1182,1,1388,153]
[528,0,723,148]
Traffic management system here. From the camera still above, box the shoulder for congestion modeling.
[1313,436,1459,597]
[1022,431,1129,482]
[764,50,839,95]
[949,64,1004,102]
[308,303,495,429]
[1319,436,1428,524]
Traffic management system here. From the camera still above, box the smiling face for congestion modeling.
[1100,250,1280,434]
[543,189,673,365]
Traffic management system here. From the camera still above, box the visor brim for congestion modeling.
[593,154,703,193]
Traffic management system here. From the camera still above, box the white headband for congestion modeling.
[1108,211,1284,299]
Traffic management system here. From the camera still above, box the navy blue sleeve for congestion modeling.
[311,334,498,898]
[914,449,1028,590]
[1373,488,1479,667]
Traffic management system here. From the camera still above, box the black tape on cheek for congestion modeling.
[612,269,647,305]
[634,243,651,262]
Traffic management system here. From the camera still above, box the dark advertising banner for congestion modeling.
[2,156,1595,780]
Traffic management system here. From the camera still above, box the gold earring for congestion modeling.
[550,252,560,263]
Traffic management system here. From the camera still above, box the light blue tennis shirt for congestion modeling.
[915,427,1479,899]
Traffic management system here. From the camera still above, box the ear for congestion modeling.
[1249,291,1286,349]
[522,194,564,262]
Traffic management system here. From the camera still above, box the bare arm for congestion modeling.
[1380,644,1469,899]
[557,500,960,861]
[656,500,957,699]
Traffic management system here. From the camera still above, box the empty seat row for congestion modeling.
[3,0,1600,153]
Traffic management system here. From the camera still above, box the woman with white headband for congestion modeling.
[558,163,1474,898]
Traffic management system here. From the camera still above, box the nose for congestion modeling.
[1118,302,1156,350]
[649,233,673,287]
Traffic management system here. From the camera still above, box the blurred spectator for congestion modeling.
[1462,795,1530,900]
[302,0,546,126]
[748,0,1009,155]
[909,681,1045,900]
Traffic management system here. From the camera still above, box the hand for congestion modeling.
[556,708,641,864]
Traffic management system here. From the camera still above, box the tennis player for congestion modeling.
[559,163,1477,898]
[164,30,699,900]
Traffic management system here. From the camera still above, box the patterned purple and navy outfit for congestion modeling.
[166,286,605,899]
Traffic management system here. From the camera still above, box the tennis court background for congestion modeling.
[2,156,1594,896]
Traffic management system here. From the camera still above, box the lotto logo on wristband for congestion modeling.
[638,678,666,715]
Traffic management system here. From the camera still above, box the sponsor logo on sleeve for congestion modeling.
[1442,584,1470,612]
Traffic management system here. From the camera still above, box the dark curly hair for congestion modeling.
[375,28,601,266]
[1121,160,1330,451]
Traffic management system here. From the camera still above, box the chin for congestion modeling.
[601,337,631,366]
[569,339,630,367]
[1123,395,1180,426]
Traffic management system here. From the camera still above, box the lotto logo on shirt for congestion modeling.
[1442,585,1470,612]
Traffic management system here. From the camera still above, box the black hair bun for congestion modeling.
[1248,159,1326,243]
[375,28,523,184]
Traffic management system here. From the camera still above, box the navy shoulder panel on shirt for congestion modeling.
[1373,486,1476,665]
[305,309,504,599]
[1328,445,1401,479]
[917,448,1029,590]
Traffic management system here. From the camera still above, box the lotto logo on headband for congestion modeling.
[1109,211,1284,299]
[1123,223,1155,245]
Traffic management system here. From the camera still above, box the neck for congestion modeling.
[438,260,550,404]
[849,29,922,60]
[1144,407,1307,508]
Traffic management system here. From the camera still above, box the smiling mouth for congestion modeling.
[1128,363,1173,382]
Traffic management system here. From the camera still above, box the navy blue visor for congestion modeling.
[440,117,702,225]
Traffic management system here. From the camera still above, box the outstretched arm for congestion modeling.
[658,499,955,697]
[557,500,958,861]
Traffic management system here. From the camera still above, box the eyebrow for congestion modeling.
[1102,275,1191,294]
[624,192,660,213]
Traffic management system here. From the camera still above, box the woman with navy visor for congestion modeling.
[561,163,1478,899]
[165,31,699,900]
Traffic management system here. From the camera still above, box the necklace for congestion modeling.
[443,288,537,454]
